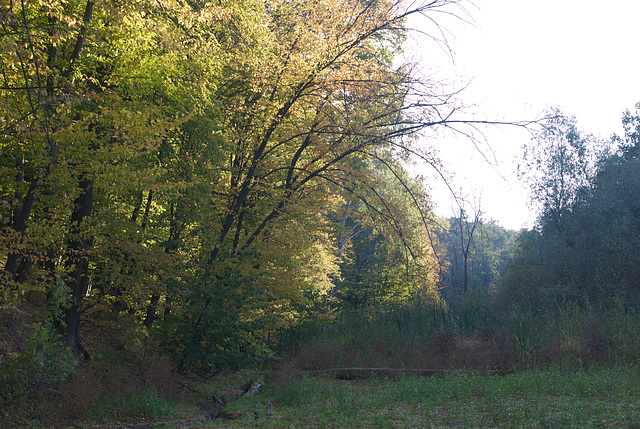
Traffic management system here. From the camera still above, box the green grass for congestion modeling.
[204,366,640,428]
[85,387,176,423]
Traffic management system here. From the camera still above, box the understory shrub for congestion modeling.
[0,321,77,413]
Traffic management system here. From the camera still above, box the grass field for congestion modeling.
[6,297,640,428]
[200,366,640,428]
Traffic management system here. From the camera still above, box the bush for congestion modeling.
[1,321,77,408]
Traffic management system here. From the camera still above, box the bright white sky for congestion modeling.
[406,0,640,230]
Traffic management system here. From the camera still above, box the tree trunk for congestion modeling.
[144,200,179,327]
[63,177,93,355]
[463,253,468,295]
[3,175,39,284]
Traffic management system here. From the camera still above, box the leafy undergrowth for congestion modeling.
[202,366,640,428]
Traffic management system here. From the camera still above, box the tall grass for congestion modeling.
[278,292,640,371]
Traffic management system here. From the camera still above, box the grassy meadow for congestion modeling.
[4,294,640,428]
[199,295,640,428]
[205,367,640,428]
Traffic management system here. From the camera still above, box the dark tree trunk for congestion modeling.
[63,177,93,355]
[144,200,179,328]
[130,190,144,223]
[143,294,160,328]
[3,174,39,286]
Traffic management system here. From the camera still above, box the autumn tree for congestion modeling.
[0,0,479,372]
[162,0,469,370]
[0,0,212,351]
[332,159,442,313]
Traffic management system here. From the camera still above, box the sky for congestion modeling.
[406,0,640,230]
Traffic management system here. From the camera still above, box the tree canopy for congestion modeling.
[502,107,640,307]
[0,0,477,372]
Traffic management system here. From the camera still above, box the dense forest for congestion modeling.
[1,0,640,426]
[503,107,640,306]
[0,0,457,367]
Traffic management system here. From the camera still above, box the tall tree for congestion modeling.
[332,160,441,312]
[0,0,208,350]
[519,107,598,233]
[454,197,482,294]
[0,0,488,371]
[501,106,640,306]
